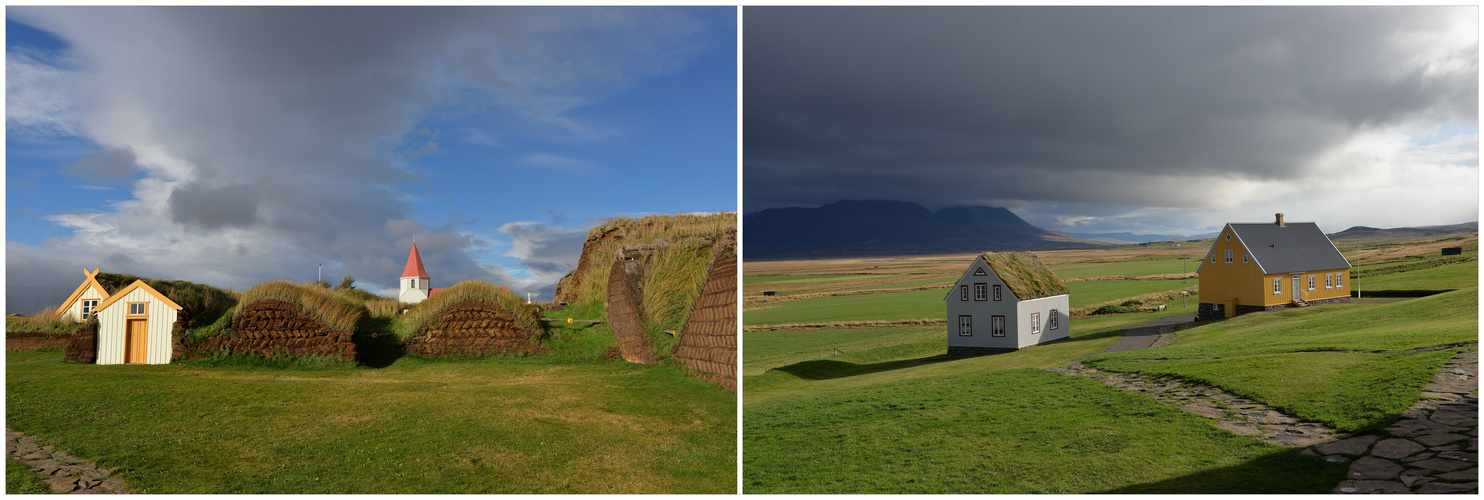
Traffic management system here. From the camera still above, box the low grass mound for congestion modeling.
[96,272,238,329]
[189,281,365,361]
[399,281,544,359]
[6,302,90,337]
[1087,287,1478,432]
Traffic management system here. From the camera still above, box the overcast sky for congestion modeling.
[6,6,736,313]
[744,6,1477,237]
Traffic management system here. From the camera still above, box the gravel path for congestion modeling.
[6,428,132,494]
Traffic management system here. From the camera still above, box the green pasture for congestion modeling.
[1064,279,1193,308]
[1354,260,1477,291]
[1051,259,1191,279]
[743,288,948,326]
[6,323,735,494]
[743,325,943,376]
[744,369,1343,493]
[1089,288,1477,432]
[7,459,51,494]
[744,274,904,286]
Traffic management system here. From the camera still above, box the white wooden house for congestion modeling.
[55,268,109,322]
[945,252,1070,355]
[92,280,182,365]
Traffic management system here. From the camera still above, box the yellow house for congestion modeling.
[1197,213,1352,320]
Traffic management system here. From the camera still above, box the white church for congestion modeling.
[398,241,445,303]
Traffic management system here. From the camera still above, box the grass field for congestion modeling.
[6,323,735,494]
[1355,260,1477,291]
[1088,288,1477,432]
[742,238,1477,493]
[7,458,51,494]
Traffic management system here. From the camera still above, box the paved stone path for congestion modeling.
[6,428,132,494]
[1327,350,1478,494]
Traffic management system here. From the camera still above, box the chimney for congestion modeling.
[1275,213,1285,227]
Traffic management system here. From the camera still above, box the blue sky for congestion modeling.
[6,7,737,313]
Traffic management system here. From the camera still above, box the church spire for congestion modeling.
[401,242,430,278]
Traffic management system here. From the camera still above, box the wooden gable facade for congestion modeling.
[1197,213,1352,320]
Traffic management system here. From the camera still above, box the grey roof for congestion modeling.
[1228,222,1351,274]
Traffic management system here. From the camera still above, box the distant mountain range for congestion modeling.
[1327,222,1478,241]
[743,200,1098,258]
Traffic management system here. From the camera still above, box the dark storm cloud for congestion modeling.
[743,6,1478,213]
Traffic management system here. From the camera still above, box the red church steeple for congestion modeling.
[402,242,430,278]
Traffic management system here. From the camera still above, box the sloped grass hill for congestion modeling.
[192,281,365,361]
[399,280,545,358]
[552,213,735,318]
[1087,288,1478,433]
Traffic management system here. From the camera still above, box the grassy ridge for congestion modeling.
[561,213,734,316]
[1355,260,1477,290]
[743,325,943,375]
[7,349,735,493]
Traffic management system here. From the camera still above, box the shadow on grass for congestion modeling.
[1102,447,1348,494]
[774,331,1122,381]
[354,317,404,369]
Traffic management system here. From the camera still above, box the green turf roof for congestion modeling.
[980,251,1069,300]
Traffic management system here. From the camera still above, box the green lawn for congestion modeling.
[744,274,905,285]
[1355,260,1477,291]
[1088,288,1477,433]
[1051,259,1191,279]
[6,324,735,494]
[745,369,1344,493]
[7,458,51,494]
[743,325,943,376]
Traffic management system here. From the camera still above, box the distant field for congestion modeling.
[1050,259,1192,279]
[1064,279,1193,308]
[742,288,947,326]
[743,274,904,285]
[1355,261,1477,291]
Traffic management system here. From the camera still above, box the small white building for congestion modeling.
[945,252,1071,355]
[398,241,446,304]
[92,280,182,364]
[56,268,109,322]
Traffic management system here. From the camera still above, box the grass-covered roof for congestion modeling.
[401,280,541,338]
[980,251,1069,300]
[239,281,367,332]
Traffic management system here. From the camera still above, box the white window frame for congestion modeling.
[1273,278,1282,295]
[411,278,417,289]
[958,315,972,336]
[1326,274,1333,289]
[1308,275,1316,291]
[960,285,968,301]
[1242,253,1248,264]
[974,283,987,301]
[1224,249,1233,264]
[1210,253,1216,264]
[1048,309,1059,330]
[81,299,99,319]
[1336,273,1343,288]
[991,315,1006,337]
[127,302,147,316]
[993,285,1003,301]
[1031,312,1041,334]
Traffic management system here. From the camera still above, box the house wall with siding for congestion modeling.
[1015,295,1070,349]
[1199,226,1270,307]
[95,287,178,365]
[62,287,106,323]
[946,259,1019,349]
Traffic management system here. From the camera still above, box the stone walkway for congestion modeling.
[1326,350,1478,494]
[6,428,132,494]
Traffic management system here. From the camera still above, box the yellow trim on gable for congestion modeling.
[56,268,109,316]
[95,280,184,312]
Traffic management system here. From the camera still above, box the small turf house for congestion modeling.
[1197,213,1352,320]
[57,268,183,364]
[945,252,1070,355]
